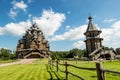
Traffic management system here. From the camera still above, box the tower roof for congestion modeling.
[86,16,98,31]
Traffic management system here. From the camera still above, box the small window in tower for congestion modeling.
[92,33,94,37]
[90,34,91,37]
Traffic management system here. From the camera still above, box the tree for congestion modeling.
[116,48,120,55]
[0,48,16,60]
[50,51,60,60]
[103,46,111,50]
[67,48,85,58]
[50,48,85,59]
[0,48,10,60]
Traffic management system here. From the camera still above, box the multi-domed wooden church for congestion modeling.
[16,23,50,59]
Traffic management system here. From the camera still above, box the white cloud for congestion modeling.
[66,25,70,29]
[73,40,85,49]
[33,9,66,36]
[13,1,27,12]
[51,19,120,49]
[1,9,65,37]
[65,25,70,31]
[103,18,117,23]
[101,20,120,48]
[0,20,31,36]
[50,25,87,41]
[9,0,27,19]
[27,0,33,3]
[0,27,4,35]
[28,14,32,18]
[9,8,17,19]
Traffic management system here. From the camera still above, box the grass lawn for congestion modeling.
[0,59,120,80]
[0,60,18,64]
[0,59,65,80]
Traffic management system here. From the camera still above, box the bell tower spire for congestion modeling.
[86,16,98,32]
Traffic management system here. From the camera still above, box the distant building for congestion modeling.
[84,16,116,60]
[16,23,50,59]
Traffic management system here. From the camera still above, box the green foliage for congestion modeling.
[0,48,16,60]
[50,48,85,60]
[0,48,10,60]
[103,46,113,50]
[9,53,17,60]
[116,48,120,55]
[69,48,84,58]
[51,51,69,60]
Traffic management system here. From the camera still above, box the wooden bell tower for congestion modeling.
[84,16,103,57]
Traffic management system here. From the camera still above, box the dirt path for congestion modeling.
[0,59,36,67]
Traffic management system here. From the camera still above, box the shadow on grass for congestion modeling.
[91,75,97,78]
[46,64,65,80]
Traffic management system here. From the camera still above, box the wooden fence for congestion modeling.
[48,60,120,80]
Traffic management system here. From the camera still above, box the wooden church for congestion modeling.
[16,23,50,59]
[84,16,116,60]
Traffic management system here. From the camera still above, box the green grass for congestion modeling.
[33,58,49,64]
[0,59,120,80]
[0,64,65,80]
[56,60,120,80]
[0,59,65,80]
[0,60,18,64]
[34,59,120,80]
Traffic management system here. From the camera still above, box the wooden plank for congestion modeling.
[69,64,96,71]
[103,69,120,74]
[96,62,105,80]
[58,63,65,66]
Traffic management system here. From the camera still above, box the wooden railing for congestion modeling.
[48,60,120,80]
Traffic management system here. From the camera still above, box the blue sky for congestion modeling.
[0,0,120,51]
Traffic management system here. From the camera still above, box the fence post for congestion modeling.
[96,62,105,80]
[65,61,68,80]
[56,60,58,72]
[103,71,105,80]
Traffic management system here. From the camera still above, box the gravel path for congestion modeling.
[0,59,36,67]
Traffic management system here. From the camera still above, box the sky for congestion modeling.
[0,0,120,51]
